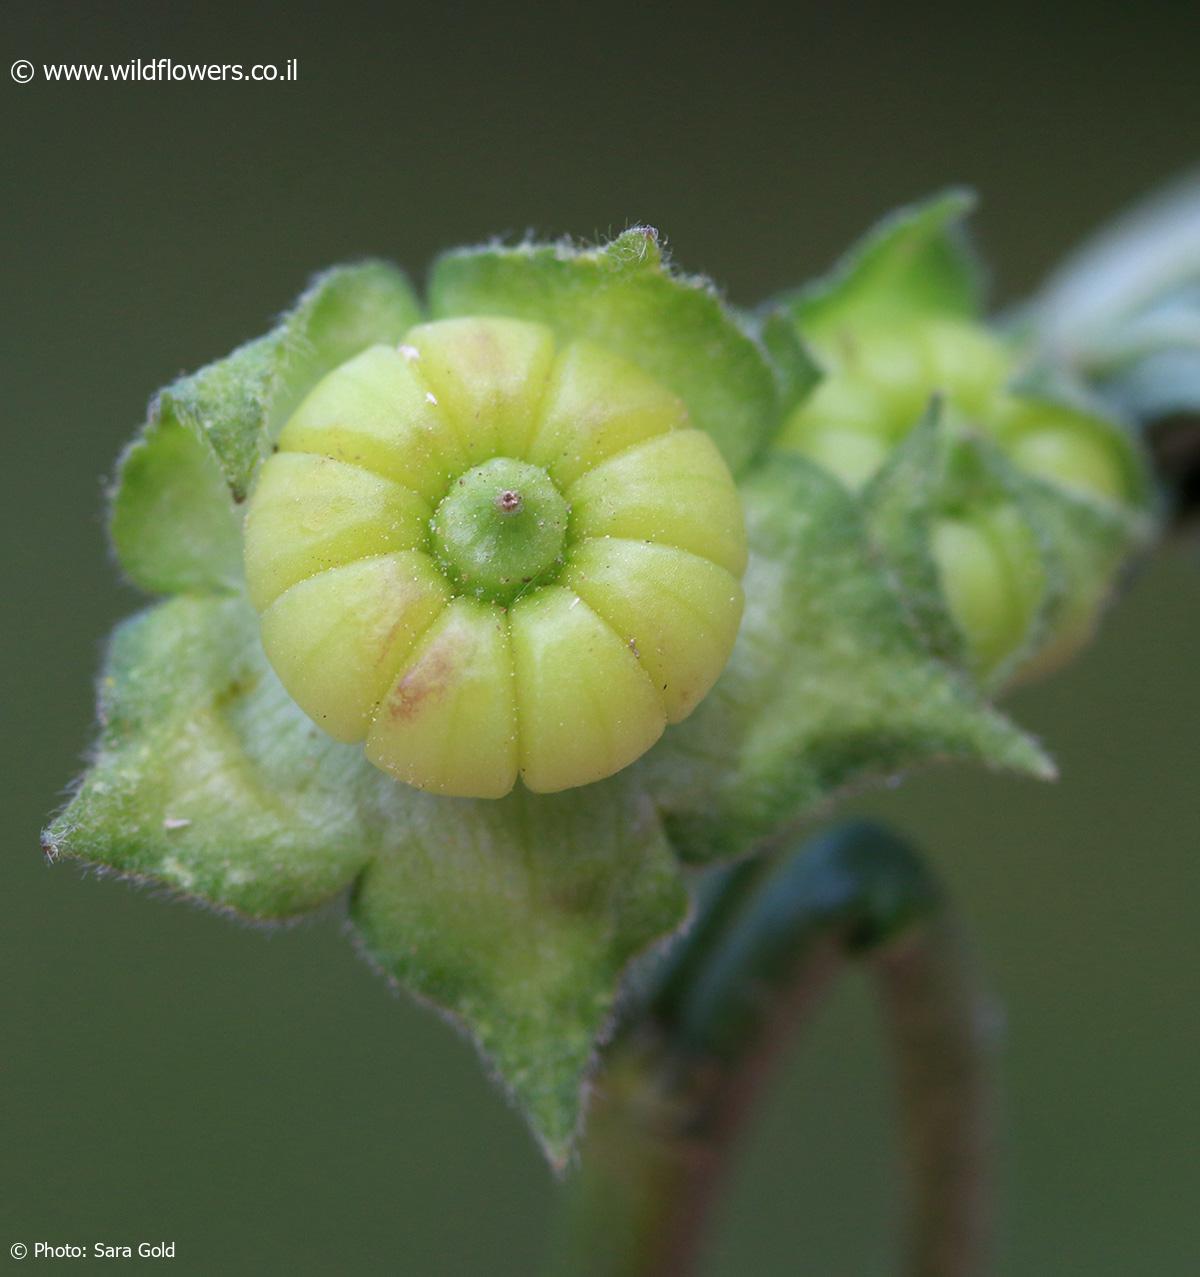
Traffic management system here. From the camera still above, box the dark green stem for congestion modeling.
[873,919,994,1277]
[546,823,995,1277]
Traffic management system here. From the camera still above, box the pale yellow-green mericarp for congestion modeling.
[243,317,747,799]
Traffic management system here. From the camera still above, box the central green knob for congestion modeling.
[432,458,570,603]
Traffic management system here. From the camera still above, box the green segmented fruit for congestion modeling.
[776,312,1138,509]
[777,316,1011,488]
[775,306,1146,683]
[242,316,747,798]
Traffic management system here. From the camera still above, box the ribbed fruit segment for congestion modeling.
[778,319,1010,489]
[278,345,467,502]
[510,587,666,793]
[406,317,555,462]
[781,374,888,437]
[919,319,1008,417]
[366,598,518,798]
[245,318,751,798]
[830,326,933,426]
[564,539,744,722]
[567,430,748,575]
[1000,418,1123,498]
[244,453,431,610]
[260,552,451,741]
[931,506,1044,676]
[526,341,686,487]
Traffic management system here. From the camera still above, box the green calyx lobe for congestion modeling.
[432,458,569,603]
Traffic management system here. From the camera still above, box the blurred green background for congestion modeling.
[3,2,1197,1273]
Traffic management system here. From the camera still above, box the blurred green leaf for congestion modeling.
[1030,173,1200,427]
[1033,172,1200,357]
[1101,344,1200,424]
[779,188,984,331]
